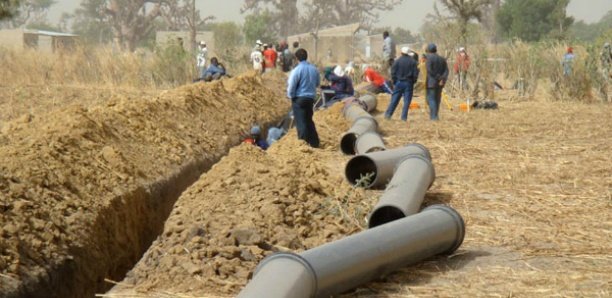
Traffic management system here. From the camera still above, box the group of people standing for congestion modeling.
[379,31,450,122]
[251,40,299,74]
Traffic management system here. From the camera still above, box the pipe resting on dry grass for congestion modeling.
[345,143,431,189]
[354,131,386,154]
[368,154,435,228]
[340,116,378,155]
[340,94,385,155]
[238,205,465,298]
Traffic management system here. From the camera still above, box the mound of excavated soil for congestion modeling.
[0,73,289,298]
[113,91,611,297]
[110,105,372,296]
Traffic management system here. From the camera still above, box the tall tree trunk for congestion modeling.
[190,0,196,52]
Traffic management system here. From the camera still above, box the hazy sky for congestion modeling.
[48,0,612,33]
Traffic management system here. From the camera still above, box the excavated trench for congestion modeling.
[0,73,289,298]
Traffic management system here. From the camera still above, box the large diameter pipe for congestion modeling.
[239,205,465,298]
[359,93,377,112]
[354,131,386,154]
[340,116,378,155]
[342,102,370,122]
[237,253,316,298]
[345,143,431,188]
[368,154,435,228]
[302,205,464,297]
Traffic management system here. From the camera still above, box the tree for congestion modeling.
[212,21,242,64]
[243,10,276,45]
[437,0,492,44]
[0,0,20,21]
[569,10,612,42]
[241,0,298,38]
[497,0,574,42]
[300,0,403,31]
[71,0,113,44]
[105,0,165,51]
[1,0,55,29]
[159,0,214,51]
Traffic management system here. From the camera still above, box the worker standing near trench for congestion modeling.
[425,43,449,121]
[287,49,320,148]
[384,47,419,122]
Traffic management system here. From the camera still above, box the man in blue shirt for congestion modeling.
[202,57,226,81]
[385,46,419,121]
[425,43,449,121]
[287,49,320,148]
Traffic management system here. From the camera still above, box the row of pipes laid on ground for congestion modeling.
[238,94,466,298]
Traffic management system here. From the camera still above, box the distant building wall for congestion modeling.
[0,29,78,53]
[287,23,361,65]
[0,29,24,49]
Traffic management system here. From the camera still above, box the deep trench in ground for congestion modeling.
[3,116,288,298]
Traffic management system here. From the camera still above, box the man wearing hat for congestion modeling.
[425,43,449,121]
[324,65,354,103]
[384,46,419,121]
[251,40,264,73]
[197,41,208,79]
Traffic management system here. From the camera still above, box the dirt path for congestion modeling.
[110,93,611,297]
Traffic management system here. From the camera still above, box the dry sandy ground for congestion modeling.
[0,73,290,297]
[109,92,611,297]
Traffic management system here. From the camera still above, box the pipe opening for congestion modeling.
[368,206,406,228]
[340,133,357,155]
[345,155,377,188]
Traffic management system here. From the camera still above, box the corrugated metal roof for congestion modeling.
[289,23,360,39]
[23,29,78,37]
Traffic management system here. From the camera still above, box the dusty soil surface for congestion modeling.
[0,85,157,124]
[0,73,289,297]
[111,90,611,297]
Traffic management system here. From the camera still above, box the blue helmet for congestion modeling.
[250,125,261,135]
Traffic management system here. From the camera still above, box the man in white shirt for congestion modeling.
[197,41,208,79]
[251,40,264,73]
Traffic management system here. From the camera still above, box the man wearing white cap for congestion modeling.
[384,46,419,121]
[324,65,354,102]
[197,41,208,79]
[251,40,264,73]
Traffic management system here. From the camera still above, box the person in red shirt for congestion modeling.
[363,66,392,94]
[263,44,277,72]
[453,47,471,90]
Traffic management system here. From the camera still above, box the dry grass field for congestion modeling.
[0,44,610,297]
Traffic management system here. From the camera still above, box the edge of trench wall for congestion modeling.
[0,73,289,298]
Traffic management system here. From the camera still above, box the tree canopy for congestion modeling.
[497,0,573,41]
[0,0,20,21]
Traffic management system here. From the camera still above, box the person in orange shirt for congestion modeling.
[453,47,471,90]
[263,44,277,73]
[362,66,392,94]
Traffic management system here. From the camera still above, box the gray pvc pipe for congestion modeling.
[340,116,378,155]
[354,131,386,155]
[342,103,370,122]
[239,205,465,298]
[237,253,316,298]
[345,143,432,188]
[368,154,435,228]
[359,93,377,112]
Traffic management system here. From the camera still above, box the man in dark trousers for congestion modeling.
[425,43,449,120]
[384,47,419,121]
[287,49,320,148]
